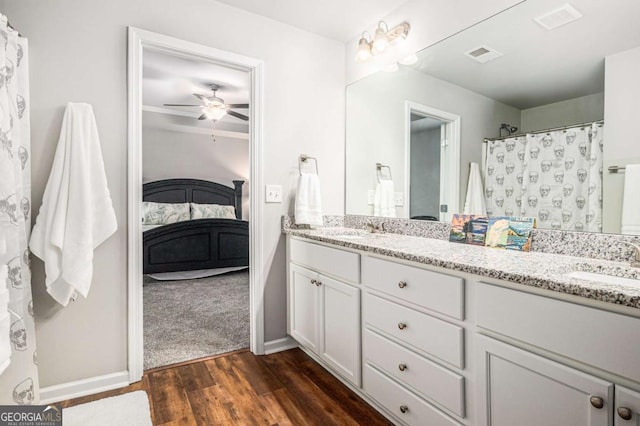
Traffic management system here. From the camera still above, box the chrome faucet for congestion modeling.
[623,242,640,268]
[365,222,385,233]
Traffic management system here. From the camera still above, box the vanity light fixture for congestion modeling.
[354,20,411,63]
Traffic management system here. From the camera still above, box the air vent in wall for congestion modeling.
[534,4,583,30]
[464,45,503,64]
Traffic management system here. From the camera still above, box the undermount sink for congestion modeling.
[564,271,640,289]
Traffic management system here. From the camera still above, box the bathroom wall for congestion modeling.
[410,126,441,218]
[344,0,524,84]
[3,0,345,388]
[520,92,605,132]
[346,67,521,217]
[603,46,640,233]
[142,127,250,220]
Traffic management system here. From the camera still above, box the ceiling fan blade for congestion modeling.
[163,104,201,107]
[227,110,249,121]
[194,94,209,102]
[226,103,249,109]
[197,113,208,120]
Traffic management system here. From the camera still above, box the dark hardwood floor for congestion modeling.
[57,348,393,425]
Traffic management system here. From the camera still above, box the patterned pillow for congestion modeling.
[190,203,236,220]
[142,202,190,225]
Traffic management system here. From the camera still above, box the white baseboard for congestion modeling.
[40,370,130,405]
[264,336,298,355]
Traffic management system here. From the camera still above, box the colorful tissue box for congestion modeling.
[485,216,536,251]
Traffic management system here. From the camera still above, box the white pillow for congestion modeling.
[190,203,237,220]
[141,202,190,225]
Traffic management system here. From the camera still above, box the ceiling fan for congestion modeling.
[164,84,249,121]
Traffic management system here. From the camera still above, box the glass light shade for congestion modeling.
[203,105,228,120]
[372,27,388,54]
[383,62,399,72]
[355,37,372,62]
[399,54,418,65]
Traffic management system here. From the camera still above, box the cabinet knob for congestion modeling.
[590,396,604,409]
[316,280,322,286]
[398,322,407,330]
[399,405,409,414]
[398,363,407,371]
[310,279,316,284]
[618,407,633,421]
[398,281,407,289]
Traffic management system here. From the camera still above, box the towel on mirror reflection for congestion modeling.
[374,180,396,217]
[621,164,640,235]
[464,162,487,215]
[295,172,323,227]
[29,103,117,307]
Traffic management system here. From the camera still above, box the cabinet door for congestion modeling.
[476,335,613,426]
[319,274,361,386]
[289,264,320,353]
[615,386,640,425]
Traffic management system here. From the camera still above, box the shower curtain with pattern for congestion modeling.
[0,15,39,405]
[484,122,603,232]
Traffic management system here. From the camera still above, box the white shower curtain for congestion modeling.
[0,15,39,404]
[484,122,603,232]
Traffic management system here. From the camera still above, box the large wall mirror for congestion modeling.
[345,0,640,235]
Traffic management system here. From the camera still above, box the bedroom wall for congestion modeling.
[3,0,345,388]
[142,128,250,220]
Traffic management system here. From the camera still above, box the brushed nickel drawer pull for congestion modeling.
[398,363,407,371]
[398,322,407,330]
[399,405,409,414]
[398,280,407,289]
[590,396,604,409]
[617,407,632,421]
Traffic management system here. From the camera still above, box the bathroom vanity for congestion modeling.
[285,227,640,426]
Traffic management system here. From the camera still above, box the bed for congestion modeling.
[142,178,249,274]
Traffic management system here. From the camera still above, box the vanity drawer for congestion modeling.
[477,282,640,382]
[362,256,464,319]
[364,364,462,426]
[364,329,465,417]
[289,238,360,283]
[364,293,464,369]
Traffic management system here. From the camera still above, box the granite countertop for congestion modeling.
[285,227,640,310]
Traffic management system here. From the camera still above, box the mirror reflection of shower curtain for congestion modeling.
[0,15,40,404]
[484,123,603,232]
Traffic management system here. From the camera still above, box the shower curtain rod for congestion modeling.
[483,119,604,143]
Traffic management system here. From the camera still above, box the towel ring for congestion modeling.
[299,154,319,175]
[376,163,392,182]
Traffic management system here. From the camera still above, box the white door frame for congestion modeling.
[127,27,265,383]
[404,101,460,221]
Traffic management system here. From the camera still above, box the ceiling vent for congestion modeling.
[534,4,583,30]
[464,45,503,64]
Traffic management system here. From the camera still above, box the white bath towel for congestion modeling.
[0,265,10,375]
[374,180,396,217]
[295,173,323,227]
[621,164,640,235]
[29,103,117,306]
[464,162,487,215]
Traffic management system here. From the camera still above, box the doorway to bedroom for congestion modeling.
[140,47,252,370]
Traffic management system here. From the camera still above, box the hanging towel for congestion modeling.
[0,265,10,375]
[621,164,640,235]
[29,103,117,306]
[464,162,487,215]
[374,180,396,217]
[295,172,323,227]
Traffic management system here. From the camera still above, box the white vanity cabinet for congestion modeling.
[288,238,362,386]
[476,282,640,426]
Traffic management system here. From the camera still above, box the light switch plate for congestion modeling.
[394,192,404,207]
[367,190,375,205]
[265,185,283,203]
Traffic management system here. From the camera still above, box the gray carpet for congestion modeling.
[143,270,249,370]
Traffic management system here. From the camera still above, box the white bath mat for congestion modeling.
[63,391,152,426]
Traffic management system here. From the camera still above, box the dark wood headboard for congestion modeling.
[142,178,244,219]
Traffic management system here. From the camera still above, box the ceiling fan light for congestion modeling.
[203,105,228,120]
[355,36,372,62]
